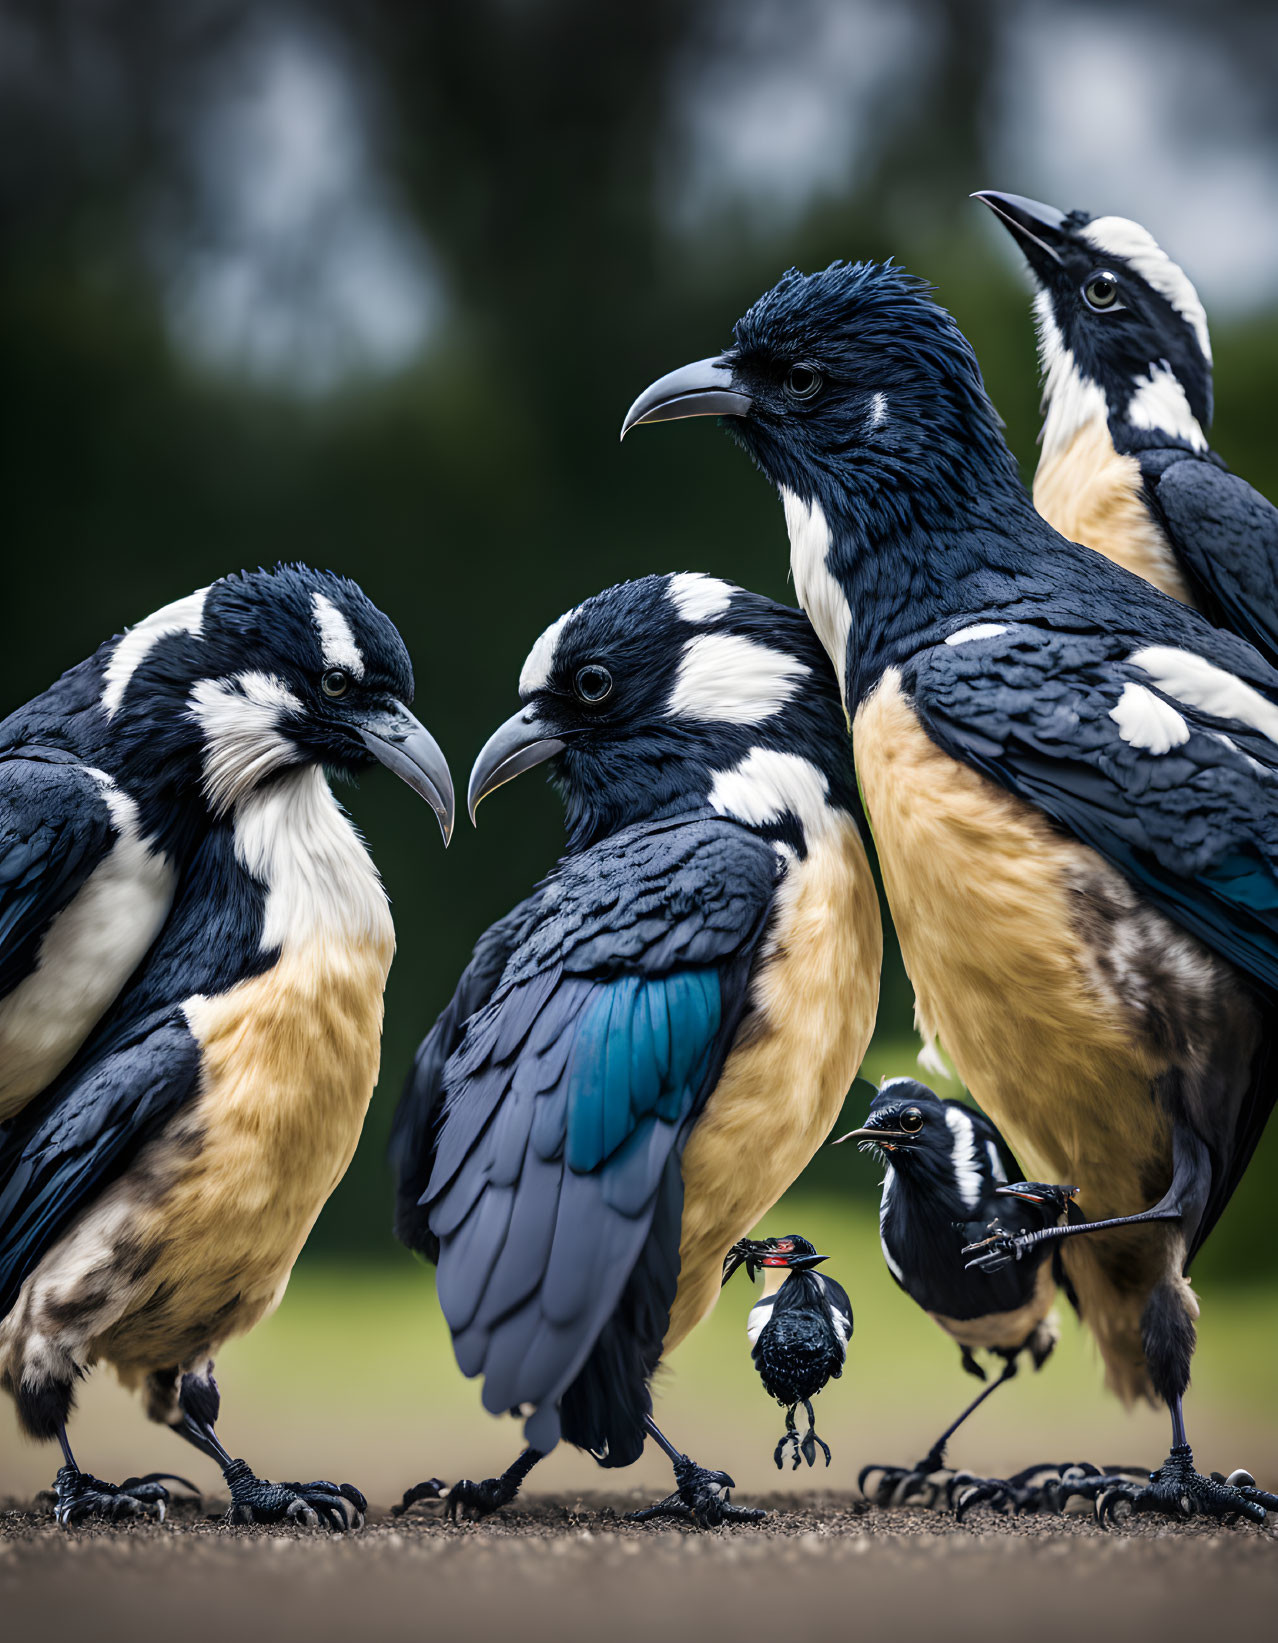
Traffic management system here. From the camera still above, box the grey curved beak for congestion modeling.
[972,190,1070,280]
[620,356,753,441]
[357,703,455,845]
[833,1126,904,1145]
[468,706,567,824]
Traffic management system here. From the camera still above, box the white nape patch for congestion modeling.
[709,748,834,839]
[868,392,888,428]
[1033,291,1109,462]
[945,623,1007,647]
[746,1292,776,1347]
[1083,216,1212,365]
[1131,646,1278,745]
[102,587,208,719]
[189,672,303,816]
[667,572,736,622]
[667,632,809,724]
[1125,365,1208,452]
[944,1105,983,1210]
[879,1165,905,1280]
[233,764,391,951]
[519,610,574,695]
[986,1140,1007,1185]
[1109,681,1190,754]
[0,777,174,1115]
[311,593,365,679]
[780,489,852,703]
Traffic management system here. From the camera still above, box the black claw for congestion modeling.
[627,1456,765,1530]
[858,1460,950,1510]
[391,1478,447,1517]
[1090,1446,1273,1531]
[53,1465,172,1529]
[221,1460,364,1532]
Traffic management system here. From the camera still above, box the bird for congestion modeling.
[975,190,1278,664]
[834,1078,1084,1513]
[721,1232,850,1470]
[389,572,881,1527]
[0,564,454,1529]
[621,260,1278,1526]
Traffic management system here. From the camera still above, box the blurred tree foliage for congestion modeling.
[2,0,1276,1278]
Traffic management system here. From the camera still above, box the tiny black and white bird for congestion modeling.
[390,573,881,1527]
[722,1233,851,1470]
[0,565,453,1529]
[836,1080,1075,1510]
[976,191,1278,664]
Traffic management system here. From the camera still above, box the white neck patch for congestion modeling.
[780,488,851,703]
[667,573,736,622]
[312,592,365,679]
[708,747,833,840]
[189,672,302,816]
[1033,292,1108,462]
[1124,364,1208,451]
[102,587,209,720]
[1083,216,1212,365]
[667,632,809,724]
[519,610,575,695]
[944,1104,983,1210]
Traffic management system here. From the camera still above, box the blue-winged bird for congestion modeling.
[621,264,1278,1525]
[390,573,880,1527]
[722,1233,850,1470]
[976,191,1278,662]
[0,565,453,1528]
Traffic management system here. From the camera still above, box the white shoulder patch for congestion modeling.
[945,623,1008,647]
[519,610,574,696]
[312,592,365,678]
[944,1104,983,1209]
[189,672,302,816]
[667,632,809,723]
[1130,647,1278,745]
[709,748,833,838]
[667,572,736,622]
[781,488,851,703]
[102,587,208,719]
[1033,291,1109,462]
[1124,365,1208,452]
[1109,681,1190,754]
[1083,216,1212,365]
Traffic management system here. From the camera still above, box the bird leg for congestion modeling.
[963,1204,1181,1273]
[799,1398,831,1469]
[626,1415,767,1528]
[859,1357,1018,1509]
[773,1404,801,1471]
[172,1367,365,1531]
[50,1420,198,1529]
[1093,1397,1278,1528]
[392,1446,545,1522]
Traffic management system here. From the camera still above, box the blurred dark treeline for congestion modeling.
[3,0,1278,1276]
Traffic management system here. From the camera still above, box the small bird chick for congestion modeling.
[723,1234,851,1470]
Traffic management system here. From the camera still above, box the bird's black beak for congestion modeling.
[468,706,568,824]
[973,190,1071,282]
[620,355,753,440]
[788,1252,829,1271]
[356,702,455,845]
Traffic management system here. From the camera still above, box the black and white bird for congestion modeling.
[722,1233,850,1470]
[390,573,881,1527]
[837,1080,1079,1510]
[0,565,453,1528]
[976,191,1278,663]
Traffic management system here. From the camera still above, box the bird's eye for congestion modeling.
[899,1108,924,1133]
[785,364,824,402]
[321,668,351,699]
[1083,271,1120,312]
[574,664,613,704]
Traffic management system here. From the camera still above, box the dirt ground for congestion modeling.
[4,1489,1275,1643]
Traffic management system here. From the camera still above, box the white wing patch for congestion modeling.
[781,488,852,704]
[1033,292,1109,462]
[746,1293,776,1347]
[667,572,736,622]
[1124,365,1207,452]
[1109,681,1191,754]
[667,632,809,723]
[1131,647,1278,745]
[986,1139,1007,1184]
[709,748,834,839]
[102,587,208,719]
[1083,216,1212,365]
[519,610,574,695]
[311,593,365,679]
[945,623,1008,647]
[944,1104,983,1209]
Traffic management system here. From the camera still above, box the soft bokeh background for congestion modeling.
[3,0,1278,1503]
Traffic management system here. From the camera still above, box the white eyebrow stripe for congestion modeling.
[1082,216,1212,365]
[667,573,736,621]
[312,593,365,679]
[668,631,808,723]
[102,588,208,719]
[519,610,574,695]
[1131,646,1278,745]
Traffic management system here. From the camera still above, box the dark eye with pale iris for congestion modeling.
[1083,271,1120,312]
[785,364,823,401]
[574,664,613,704]
[321,668,351,699]
[899,1108,924,1133]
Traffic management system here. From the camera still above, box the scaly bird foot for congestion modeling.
[390,1477,449,1518]
[1095,1446,1278,1529]
[427,1474,524,1522]
[947,1462,1151,1522]
[627,1455,767,1529]
[222,1459,365,1531]
[53,1466,198,1528]
[858,1456,950,1510]
[960,1230,1026,1274]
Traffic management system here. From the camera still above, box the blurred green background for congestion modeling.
[3,0,1278,1498]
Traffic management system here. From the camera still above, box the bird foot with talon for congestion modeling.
[1095,1446,1278,1529]
[390,1477,449,1518]
[960,1230,1026,1274]
[858,1457,952,1510]
[222,1459,366,1531]
[947,1461,1151,1521]
[53,1465,195,1528]
[433,1475,523,1522]
[627,1455,766,1528]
